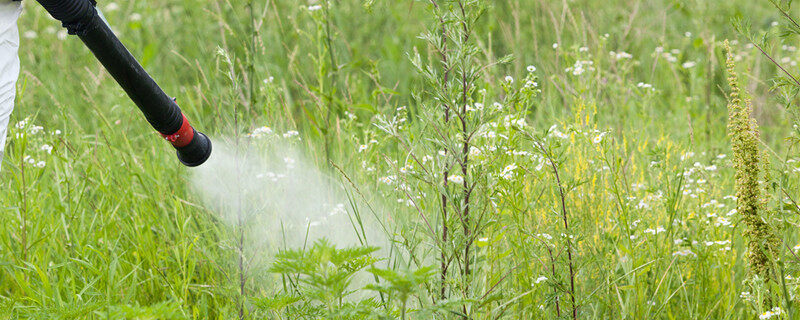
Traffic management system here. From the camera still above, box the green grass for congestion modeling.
[2,0,800,319]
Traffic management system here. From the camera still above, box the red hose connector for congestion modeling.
[160,113,212,167]
[161,114,195,148]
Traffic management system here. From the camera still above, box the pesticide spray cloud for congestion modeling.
[190,135,389,256]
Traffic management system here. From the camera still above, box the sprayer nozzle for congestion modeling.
[176,131,212,167]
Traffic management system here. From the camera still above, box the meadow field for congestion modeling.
[2,0,800,319]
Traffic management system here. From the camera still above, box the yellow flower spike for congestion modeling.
[619,135,625,151]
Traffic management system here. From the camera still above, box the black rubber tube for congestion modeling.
[36,0,96,34]
[36,0,181,134]
[78,15,183,134]
[35,0,212,166]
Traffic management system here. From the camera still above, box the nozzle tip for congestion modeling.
[176,131,212,167]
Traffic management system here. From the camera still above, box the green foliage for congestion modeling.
[367,266,435,318]
[268,239,378,317]
[367,266,435,301]
[3,0,800,319]
[725,41,780,280]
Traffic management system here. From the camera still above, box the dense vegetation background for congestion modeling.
[1,0,799,319]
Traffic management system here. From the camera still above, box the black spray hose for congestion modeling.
[35,0,212,167]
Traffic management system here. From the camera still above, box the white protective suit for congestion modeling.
[0,1,21,168]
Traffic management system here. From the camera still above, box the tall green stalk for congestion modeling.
[724,40,779,283]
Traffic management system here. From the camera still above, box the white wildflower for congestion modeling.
[592,132,607,144]
[610,51,633,60]
[28,125,44,135]
[760,307,783,319]
[248,126,273,138]
[500,163,517,180]
[715,217,732,227]
[379,175,396,185]
[701,200,718,208]
[673,249,696,257]
[105,2,120,11]
[329,204,346,216]
[536,233,553,240]
[740,291,752,301]
[448,175,464,184]
[644,226,666,235]
[469,146,481,157]
[283,157,295,169]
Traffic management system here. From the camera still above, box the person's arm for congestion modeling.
[0,1,22,168]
